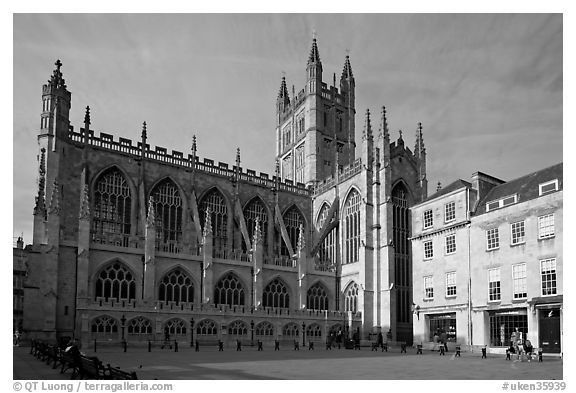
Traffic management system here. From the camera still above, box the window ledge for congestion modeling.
[486,247,500,252]
[538,236,555,241]
[510,242,526,247]
[445,295,457,299]
[423,298,434,302]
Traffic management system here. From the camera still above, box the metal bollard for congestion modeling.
[122,339,127,353]
[174,340,178,352]
[94,339,97,353]
[148,340,152,352]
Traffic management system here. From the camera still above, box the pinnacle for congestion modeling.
[307,37,321,65]
[341,54,354,79]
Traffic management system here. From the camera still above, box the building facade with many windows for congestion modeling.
[412,164,563,354]
[20,38,427,347]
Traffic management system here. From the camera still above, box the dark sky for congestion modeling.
[13,14,563,242]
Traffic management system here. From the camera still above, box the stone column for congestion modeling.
[252,218,264,309]
[202,208,214,304]
[143,197,156,302]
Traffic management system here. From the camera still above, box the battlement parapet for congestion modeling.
[312,158,362,196]
[68,127,311,196]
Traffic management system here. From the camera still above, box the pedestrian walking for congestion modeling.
[440,329,448,352]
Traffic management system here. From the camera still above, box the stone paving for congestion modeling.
[13,344,563,380]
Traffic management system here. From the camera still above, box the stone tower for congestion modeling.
[275,37,356,187]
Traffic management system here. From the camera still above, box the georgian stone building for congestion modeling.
[20,38,427,347]
[411,164,563,354]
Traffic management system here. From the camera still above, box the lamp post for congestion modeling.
[250,320,255,346]
[190,318,195,347]
[302,322,306,347]
[120,314,126,340]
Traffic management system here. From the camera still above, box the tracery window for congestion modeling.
[243,198,268,253]
[95,262,136,301]
[91,315,119,334]
[306,323,322,338]
[158,268,194,304]
[199,189,228,253]
[127,316,153,335]
[281,206,304,256]
[262,278,290,308]
[392,182,412,331]
[214,272,245,306]
[92,168,132,247]
[343,189,361,264]
[315,203,337,272]
[151,179,183,253]
[196,319,217,336]
[344,282,359,313]
[307,282,329,311]
[228,320,248,336]
[282,323,299,337]
[255,321,274,336]
[164,318,187,336]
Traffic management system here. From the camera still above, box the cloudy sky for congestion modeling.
[13,14,562,242]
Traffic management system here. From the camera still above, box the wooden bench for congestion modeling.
[58,349,80,378]
[105,365,138,380]
[78,355,106,379]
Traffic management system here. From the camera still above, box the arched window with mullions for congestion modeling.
[306,323,322,338]
[227,320,249,336]
[127,316,153,335]
[92,168,132,247]
[315,203,337,272]
[94,262,136,301]
[199,189,228,253]
[282,323,300,337]
[151,179,183,253]
[343,189,361,264]
[281,206,304,256]
[164,318,187,336]
[344,282,359,313]
[262,278,290,309]
[307,282,329,311]
[255,321,274,337]
[196,319,218,336]
[214,272,245,306]
[158,268,194,305]
[243,198,269,253]
[91,315,119,336]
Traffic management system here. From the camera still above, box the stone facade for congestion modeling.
[411,164,563,354]
[19,38,428,347]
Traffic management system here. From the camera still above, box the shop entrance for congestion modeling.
[539,308,561,353]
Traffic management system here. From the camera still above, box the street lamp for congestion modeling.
[190,318,195,347]
[302,322,306,347]
[250,320,255,346]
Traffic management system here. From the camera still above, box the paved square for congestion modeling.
[14,345,563,380]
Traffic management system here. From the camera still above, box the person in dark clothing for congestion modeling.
[336,330,342,349]
[440,329,448,352]
[377,332,384,350]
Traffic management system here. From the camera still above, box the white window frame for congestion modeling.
[540,258,557,297]
[424,276,434,299]
[512,263,527,300]
[486,194,518,212]
[488,268,501,302]
[539,179,559,196]
[444,201,456,223]
[538,214,555,239]
[423,240,434,260]
[446,272,456,297]
[445,234,456,255]
[510,221,525,245]
[423,209,434,229]
[486,228,500,250]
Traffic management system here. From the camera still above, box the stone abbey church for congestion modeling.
[22,38,428,347]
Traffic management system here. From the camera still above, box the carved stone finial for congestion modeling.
[192,135,197,155]
[141,121,147,141]
[84,106,91,126]
[236,147,241,168]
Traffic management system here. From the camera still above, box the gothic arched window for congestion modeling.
[315,202,337,271]
[127,316,153,335]
[91,315,119,334]
[164,318,187,336]
[281,206,304,256]
[227,320,249,336]
[255,321,274,337]
[344,282,359,313]
[282,323,300,337]
[306,323,322,338]
[243,198,268,253]
[214,272,245,306]
[262,278,290,309]
[95,262,136,301]
[151,179,183,253]
[199,189,228,253]
[307,282,329,311]
[343,189,361,264]
[158,268,194,304]
[92,168,132,247]
[196,319,217,336]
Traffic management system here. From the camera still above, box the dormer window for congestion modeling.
[486,194,517,212]
[539,179,559,196]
